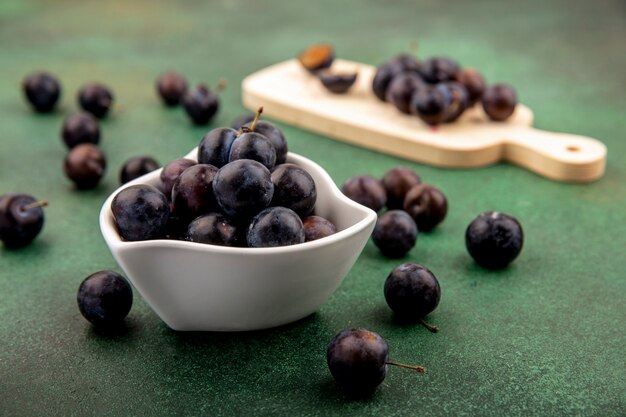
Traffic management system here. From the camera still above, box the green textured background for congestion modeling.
[1,0,625,416]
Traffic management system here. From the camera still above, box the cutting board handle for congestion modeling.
[501,126,606,182]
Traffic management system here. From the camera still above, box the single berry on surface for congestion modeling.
[403,184,448,232]
[327,328,425,396]
[465,211,524,269]
[381,167,421,210]
[0,194,47,248]
[183,84,219,125]
[23,72,61,112]
[341,175,387,213]
[77,271,132,327]
[61,112,100,149]
[384,262,441,332]
[120,156,160,184]
[156,71,188,106]
[63,144,106,189]
[78,83,114,118]
[372,210,417,258]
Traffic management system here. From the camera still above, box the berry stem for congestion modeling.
[385,361,426,373]
[420,319,439,333]
[21,200,48,211]
[248,106,264,132]
[216,79,227,93]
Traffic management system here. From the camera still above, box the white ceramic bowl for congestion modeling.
[99,148,376,331]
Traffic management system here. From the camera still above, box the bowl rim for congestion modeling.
[100,149,377,255]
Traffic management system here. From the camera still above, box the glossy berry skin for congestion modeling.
[443,82,469,123]
[302,215,337,242]
[120,156,160,184]
[242,120,288,165]
[327,328,389,395]
[341,175,387,213]
[419,56,460,84]
[297,43,334,73]
[403,184,448,232]
[61,112,100,149]
[386,72,425,114]
[384,263,441,319]
[411,84,453,126]
[78,83,114,118]
[231,113,256,130]
[465,211,524,269]
[381,167,421,210]
[482,84,517,121]
[63,144,106,189]
[0,193,45,248]
[319,72,358,94]
[156,71,188,106]
[247,207,305,248]
[111,184,170,241]
[213,159,274,218]
[271,164,317,217]
[171,164,218,220]
[372,55,420,101]
[159,158,196,198]
[183,85,219,125]
[372,210,417,258]
[185,213,240,247]
[197,127,239,168]
[23,72,61,112]
[77,271,132,327]
[228,132,277,170]
[455,68,486,106]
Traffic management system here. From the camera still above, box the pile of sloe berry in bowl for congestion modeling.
[99,109,376,331]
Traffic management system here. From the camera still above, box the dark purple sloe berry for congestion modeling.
[341,175,387,213]
[372,210,417,258]
[77,271,132,327]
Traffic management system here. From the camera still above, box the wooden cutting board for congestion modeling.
[242,59,606,182]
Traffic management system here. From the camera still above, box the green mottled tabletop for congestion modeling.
[1,1,625,416]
